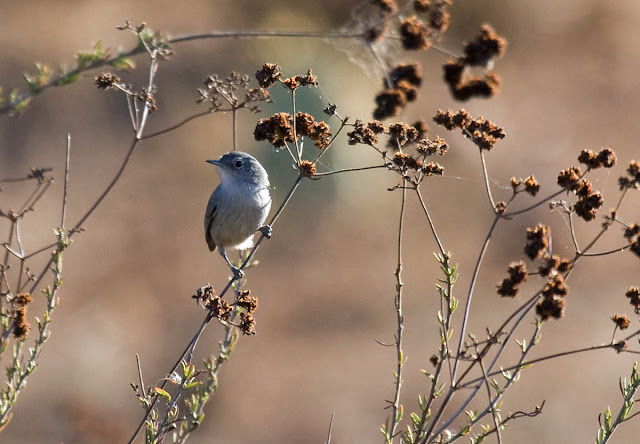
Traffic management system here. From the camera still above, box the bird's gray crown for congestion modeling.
[207,151,269,187]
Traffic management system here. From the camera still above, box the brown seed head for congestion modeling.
[421,162,444,176]
[239,312,257,335]
[12,306,30,340]
[255,63,282,88]
[462,24,507,67]
[399,16,431,50]
[254,113,295,148]
[236,290,259,313]
[626,287,640,313]
[416,137,448,156]
[612,314,631,330]
[374,89,406,120]
[95,73,121,90]
[536,295,566,320]
[299,160,317,178]
[524,224,550,260]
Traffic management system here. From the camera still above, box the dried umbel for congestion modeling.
[433,109,505,150]
[497,261,528,297]
[442,24,506,101]
[524,224,550,260]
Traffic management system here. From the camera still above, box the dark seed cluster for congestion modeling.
[433,109,505,150]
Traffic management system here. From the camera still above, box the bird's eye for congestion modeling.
[234,160,244,168]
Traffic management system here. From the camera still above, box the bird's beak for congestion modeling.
[206,159,221,166]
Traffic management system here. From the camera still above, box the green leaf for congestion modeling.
[154,386,171,402]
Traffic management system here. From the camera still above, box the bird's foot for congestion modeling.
[258,225,272,239]
[231,266,245,280]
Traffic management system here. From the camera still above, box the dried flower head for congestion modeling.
[421,162,444,176]
[299,160,316,178]
[574,191,603,222]
[462,24,507,68]
[254,112,295,148]
[295,112,332,149]
[255,63,282,88]
[388,122,420,147]
[619,160,640,190]
[578,147,617,169]
[451,74,501,100]
[283,70,318,90]
[374,89,407,120]
[399,16,431,50]
[542,274,569,298]
[388,63,423,88]
[413,120,428,138]
[428,8,450,32]
[95,73,121,89]
[14,292,32,306]
[497,261,528,297]
[613,340,628,353]
[239,312,256,335]
[557,166,583,191]
[12,306,30,340]
[626,287,640,313]
[416,137,448,156]
[348,120,385,146]
[236,290,259,313]
[392,152,422,171]
[524,224,550,260]
[536,295,566,320]
[612,314,631,330]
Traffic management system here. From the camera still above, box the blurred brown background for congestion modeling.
[1,1,640,443]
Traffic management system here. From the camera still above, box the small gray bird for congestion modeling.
[204,151,272,278]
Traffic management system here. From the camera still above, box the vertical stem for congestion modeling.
[388,177,407,440]
[451,214,500,386]
[61,133,71,229]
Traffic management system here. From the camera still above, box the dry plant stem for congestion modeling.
[467,328,640,386]
[291,90,301,163]
[421,215,501,441]
[504,187,569,218]
[232,108,238,151]
[387,178,407,441]
[29,57,160,294]
[61,134,71,228]
[325,412,336,444]
[451,214,500,385]
[440,324,541,444]
[425,294,540,440]
[0,29,367,117]
[140,110,213,140]
[127,175,304,444]
[0,140,70,427]
[312,119,348,165]
[476,345,503,444]
[414,187,446,256]
[479,150,497,211]
[313,164,387,177]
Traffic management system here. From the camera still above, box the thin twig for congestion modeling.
[451,214,500,385]
[415,186,446,256]
[61,133,71,229]
[479,150,497,211]
[136,354,147,399]
[325,412,335,444]
[387,177,407,441]
[140,110,213,140]
[313,164,387,177]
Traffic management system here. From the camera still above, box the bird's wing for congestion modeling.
[204,190,219,252]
